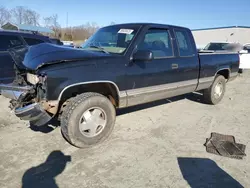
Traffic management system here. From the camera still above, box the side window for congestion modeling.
[138,29,173,58]
[0,35,24,51]
[175,29,194,56]
[23,37,45,46]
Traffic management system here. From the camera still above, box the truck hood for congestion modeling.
[9,43,112,70]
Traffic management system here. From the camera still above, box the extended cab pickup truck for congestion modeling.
[0,23,239,148]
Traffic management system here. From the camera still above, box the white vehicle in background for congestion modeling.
[62,40,75,48]
[202,42,250,72]
[239,44,250,72]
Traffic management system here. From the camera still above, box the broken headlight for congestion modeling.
[26,73,39,85]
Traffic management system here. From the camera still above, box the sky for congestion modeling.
[1,0,250,29]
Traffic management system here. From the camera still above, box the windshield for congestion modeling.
[204,43,229,51]
[82,25,139,54]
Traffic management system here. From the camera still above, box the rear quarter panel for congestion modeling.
[199,53,239,78]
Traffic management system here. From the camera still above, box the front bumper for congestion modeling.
[0,84,32,100]
[15,103,52,126]
[0,84,52,126]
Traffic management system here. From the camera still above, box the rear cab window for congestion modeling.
[23,37,45,46]
[138,28,173,58]
[0,34,24,51]
[174,29,195,57]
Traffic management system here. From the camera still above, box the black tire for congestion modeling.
[239,69,243,74]
[61,92,116,148]
[203,75,226,105]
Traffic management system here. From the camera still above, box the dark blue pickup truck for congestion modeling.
[0,23,239,148]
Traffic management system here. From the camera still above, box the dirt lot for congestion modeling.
[0,72,250,188]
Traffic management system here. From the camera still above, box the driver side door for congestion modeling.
[126,27,180,106]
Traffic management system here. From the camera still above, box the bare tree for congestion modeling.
[43,14,60,37]
[11,6,40,26]
[23,9,40,26]
[68,23,99,41]
[11,6,25,24]
[0,6,11,26]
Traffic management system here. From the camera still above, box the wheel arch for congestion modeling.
[215,68,230,80]
[58,81,121,107]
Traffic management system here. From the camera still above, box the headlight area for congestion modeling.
[26,73,48,101]
[29,74,60,116]
[26,73,39,85]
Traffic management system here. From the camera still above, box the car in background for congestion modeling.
[62,40,75,48]
[202,42,242,51]
[202,42,250,72]
[243,44,250,53]
[239,44,250,72]
[203,42,230,51]
[50,38,63,45]
[0,30,51,84]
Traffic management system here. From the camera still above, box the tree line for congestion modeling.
[0,6,102,41]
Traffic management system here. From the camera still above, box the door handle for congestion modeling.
[172,64,178,69]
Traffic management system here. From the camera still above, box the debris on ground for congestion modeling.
[205,132,246,159]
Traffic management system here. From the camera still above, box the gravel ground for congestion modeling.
[0,72,249,188]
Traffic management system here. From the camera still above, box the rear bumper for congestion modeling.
[0,84,52,126]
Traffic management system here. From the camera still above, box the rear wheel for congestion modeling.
[61,92,116,148]
[203,75,226,105]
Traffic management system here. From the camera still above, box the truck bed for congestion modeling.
[198,52,239,79]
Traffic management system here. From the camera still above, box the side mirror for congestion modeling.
[133,50,153,62]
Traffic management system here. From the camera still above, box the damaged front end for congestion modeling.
[0,75,54,126]
[0,45,57,126]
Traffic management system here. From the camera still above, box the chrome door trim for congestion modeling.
[124,79,198,107]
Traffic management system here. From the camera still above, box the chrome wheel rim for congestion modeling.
[79,107,107,138]
[214,82,223,99]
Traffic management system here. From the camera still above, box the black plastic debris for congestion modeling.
[205,133,246,159]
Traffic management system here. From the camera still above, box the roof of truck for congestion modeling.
[107,23,189,30]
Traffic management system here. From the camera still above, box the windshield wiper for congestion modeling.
[89,45,109,54]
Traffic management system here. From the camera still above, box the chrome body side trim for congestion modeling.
[196,76,214,91]
[127,79,198,96]
[125,79,198,107]
[119,91,127,108]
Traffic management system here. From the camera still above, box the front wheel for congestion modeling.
[203,75,226,105]
[61,92,116,148]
